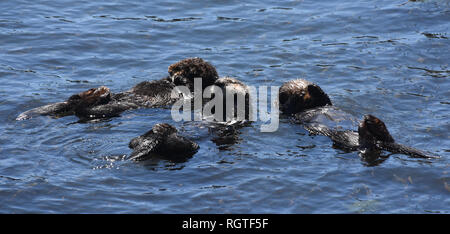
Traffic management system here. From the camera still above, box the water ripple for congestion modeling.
[0,0,449,213]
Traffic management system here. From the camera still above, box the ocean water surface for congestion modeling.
[0,0,449,213]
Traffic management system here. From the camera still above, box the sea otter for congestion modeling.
[279,79,438,160]
[16,57,218,121]
[128,123,199,162]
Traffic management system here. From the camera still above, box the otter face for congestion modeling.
[358,114,395,144]
[168,57,219,91]
[279,79,332,114]
[68,86,111,108]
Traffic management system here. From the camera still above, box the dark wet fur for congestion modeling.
[17,58,218,121]
[279,79,332,114]
[128,123,199,162]
[206,77,252,122]
[56,79,176,121]
[281,79,438,160]
[302,113,438,160]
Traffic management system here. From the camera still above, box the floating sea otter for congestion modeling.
[199,76,252,149]
[279,79,438,161]
[128,123,199,162]
[16,57,218,121]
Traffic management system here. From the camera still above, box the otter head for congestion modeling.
[204,77,251,122]
[152,123,178,135]
[358,114,395,149]
[168,57,219,91]
[279,79,332,114]
[67,86,111,108]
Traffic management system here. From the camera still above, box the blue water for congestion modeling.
[0,0,449,213]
